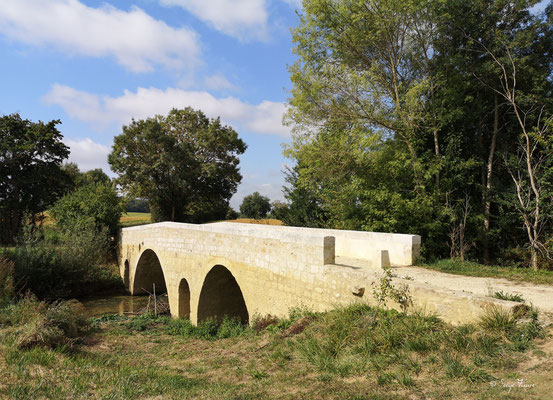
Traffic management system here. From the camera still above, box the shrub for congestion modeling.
[0,256,15,307]
[12,225,119,299]
[50,182,124,237]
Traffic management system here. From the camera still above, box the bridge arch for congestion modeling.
[197,264,249,324]
[123,260,130,289]
[132,249,167,295]
[178,278,191,319]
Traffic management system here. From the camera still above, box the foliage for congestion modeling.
[50,182,124,237]
[0,295,89,349]
[285,0,553,266]
[109,107,246,223]
[61,163,111,191]
[268,201,289,221]
[11,225,120,299]
[371,266,412,316]
[0,256,14,307]
[127,198,150,213]
[239,191,271,219]
[123,313,250,340]
[281,164,327,228]
[225,207,240,220]
[0,113,69,244]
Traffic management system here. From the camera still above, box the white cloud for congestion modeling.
[0,0,200,73]
[203,74,237,91]
[44,84,290,137]
[63,138,112,173]
[160,0,268,40]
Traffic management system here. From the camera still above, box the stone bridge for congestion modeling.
[118,222,518,325]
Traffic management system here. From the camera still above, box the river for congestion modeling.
[80,294,152,318]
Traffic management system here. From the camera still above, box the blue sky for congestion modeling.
[1,0,549,209]
[0,0,301,208]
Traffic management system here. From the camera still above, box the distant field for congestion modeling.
[226,218,283,226]
[120,212,151,227]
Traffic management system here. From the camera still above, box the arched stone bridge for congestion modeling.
[118,222,518,325]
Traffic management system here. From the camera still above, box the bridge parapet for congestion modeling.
[209,222,421,266]
[121,222,335,271]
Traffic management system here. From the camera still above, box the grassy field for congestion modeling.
[120,212,152,227]
[0,304,551,399]
[421,259,553,285]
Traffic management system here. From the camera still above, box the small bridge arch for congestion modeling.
[197,264,249,324]
[132,249,167,296]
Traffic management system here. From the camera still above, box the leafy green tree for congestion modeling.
[50,183,124,237]
[281,165,327,228]
[285,0,553,264]
[0,114,69,244]
[127,198,150,213]
[61,162,111,192]
[240,192,271,219]
[269,201,289,221]
[109,108,246,223]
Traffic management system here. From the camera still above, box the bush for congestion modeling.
[12,226,120,299]
[0,295,89,349]
[50,182,124,237]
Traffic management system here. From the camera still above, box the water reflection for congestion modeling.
[80,295,151,318]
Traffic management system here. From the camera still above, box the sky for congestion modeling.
[0,0,302,209]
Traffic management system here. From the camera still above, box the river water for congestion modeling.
[80,295,151,318]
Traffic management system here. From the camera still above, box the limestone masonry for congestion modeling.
[118,222,521,325]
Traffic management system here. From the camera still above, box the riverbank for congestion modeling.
[0,304,551,399]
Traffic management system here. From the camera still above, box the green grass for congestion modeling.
[0,303,548,399]
[421,259,553,285]
[120,212,152,227]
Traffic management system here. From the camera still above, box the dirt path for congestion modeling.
[336,256,553,322]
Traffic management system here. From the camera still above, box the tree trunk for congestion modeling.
[483,95,499,264]
[531,247,538,272]
[171,205,176,222]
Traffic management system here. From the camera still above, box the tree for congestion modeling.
[240,192,271,219]
[269,201,289,221]
[0,114,69,244]
[281,164,327,228]
[127,198,150,213]
[50,182,124,237]
[285,0,553,264]
[61,162,111,192]
[109,108,246,223]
